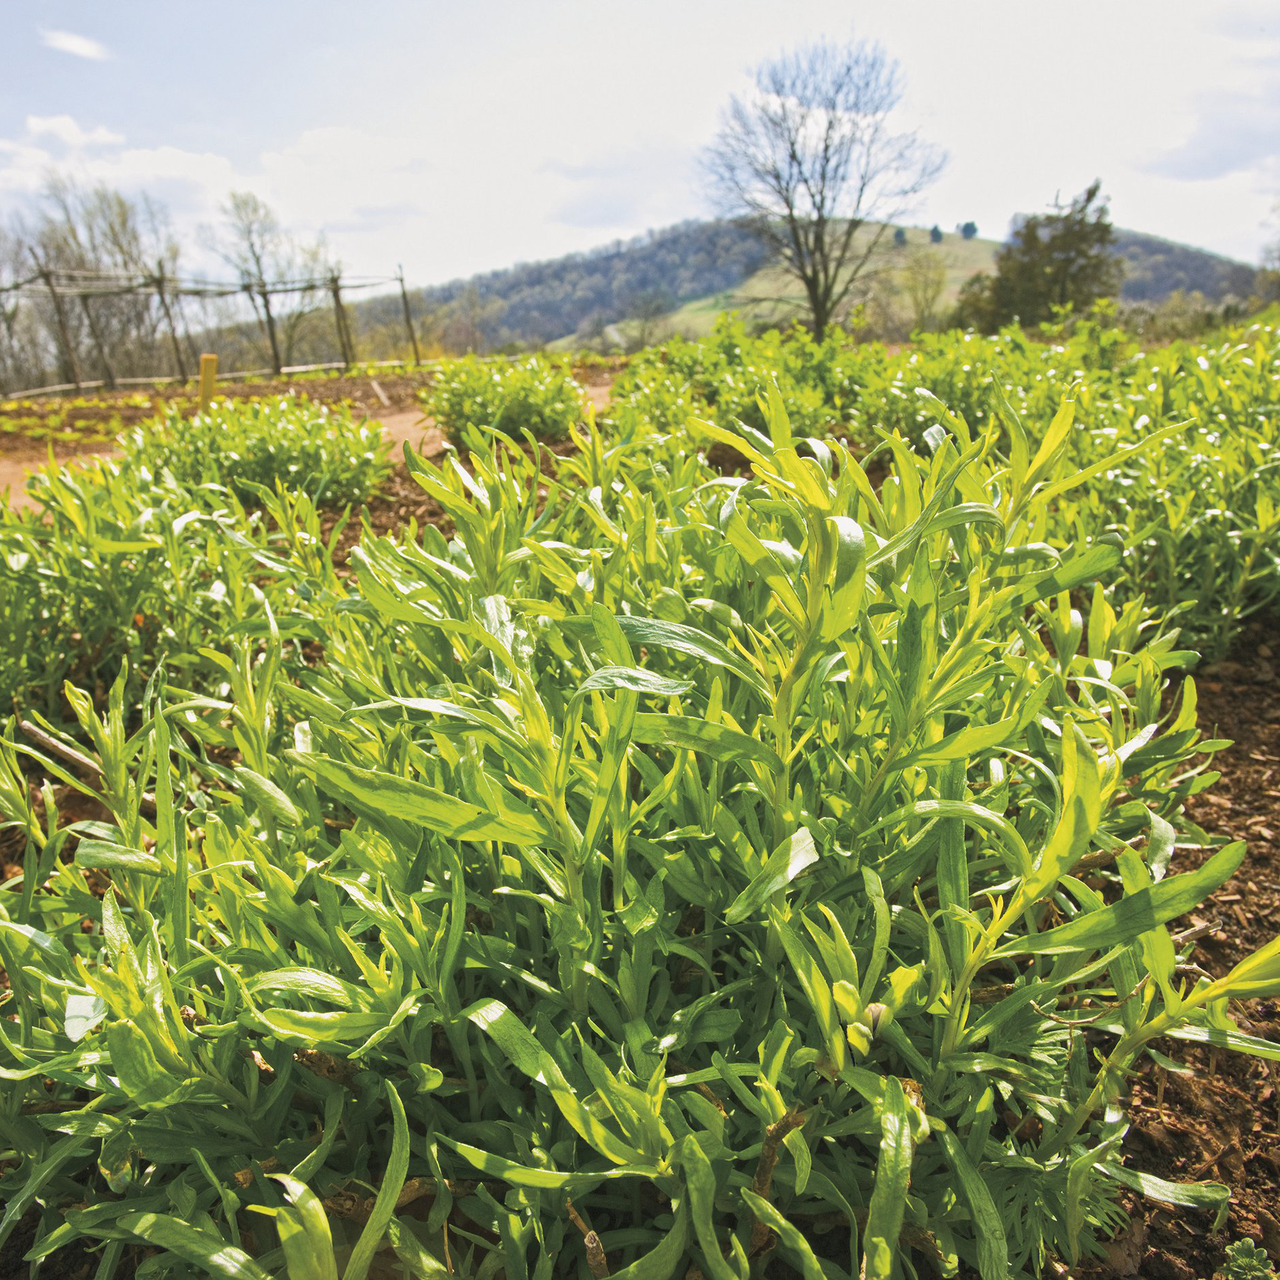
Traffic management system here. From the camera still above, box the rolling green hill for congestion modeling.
[650,225,1003,342]
[347,217,1259,354]
[577,225,1260,348]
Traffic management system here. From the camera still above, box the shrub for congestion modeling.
[421,354,587,444]
[0,455,349,720]
[3,400,1277,1277]
[123,394,389,505]
[618,315,1280,658]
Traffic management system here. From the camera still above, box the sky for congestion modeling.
[2,1,1279,290]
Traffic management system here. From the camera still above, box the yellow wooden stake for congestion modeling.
[198,353,218,413]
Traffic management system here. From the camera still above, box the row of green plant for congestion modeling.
[0,396,388,719]
[419,355,590,445]
[0,388,387,446]
[609,314,1280,657]
[0,393,141,444]
[2,387,1278,1278]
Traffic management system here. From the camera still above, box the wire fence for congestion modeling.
[0,261,428,396]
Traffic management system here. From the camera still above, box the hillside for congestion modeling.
[350,220,771,354]
[348,217,1259,353]
[633,226,1260,345]
[1112,229,1258,302]
[644,225,1003,344]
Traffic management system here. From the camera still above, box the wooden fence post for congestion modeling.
[154,262,189,381]
[397,265,422,365]
[329,272,355,367]
[198,353,218,413]
[29,250,82,390]
[78,295,117,389]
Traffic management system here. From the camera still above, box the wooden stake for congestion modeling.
[198,353,218,413]
[29,250,82,390]
[397,265,421,366]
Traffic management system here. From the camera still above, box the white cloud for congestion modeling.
[26,115,123,148]
[40,29,111,62]
[4,2,1280,285]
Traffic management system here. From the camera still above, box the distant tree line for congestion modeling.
[392,220,775,352]
[1,169,1267,392]
[1112,229,1257,303]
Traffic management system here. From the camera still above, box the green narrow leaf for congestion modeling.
[590,614,771,700]
[724,829,818,925]
[1100,1162,1230,1213]
[998,842,1245,958]
[681,1137,740,1280]
[1165,1023,1280,1062]
[608,1201,689,1280]
[386,1218,450,1278]
[0,1141,91,1252]
[576,666,692,699]
[937,1129,1008,1280]
[862,1077,914,1280]
[287,751,547,844]
[235,767,302,827]
[630,714,782,771]
[115,1213,271,1280]
[272,1175,339,1280]
[342,1082,410,1280]
[465,998,548,1079]
[740,1191,826,1280]
[936,761,970,972]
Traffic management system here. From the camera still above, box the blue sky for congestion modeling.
[3,1,1279,287]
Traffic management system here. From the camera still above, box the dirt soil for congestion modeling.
[1088,618,1280,1279]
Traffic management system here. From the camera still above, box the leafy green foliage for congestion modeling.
[0,397,378,717]
[617,314,1280,658]
[1222,1239,1278,1280]
[422,354,588,444]
[125,394,389,505]
[610,315,864,443]
[1,377,1277,1278]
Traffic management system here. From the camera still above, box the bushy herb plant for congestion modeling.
[0,397,381,718]
[2,393,1277,1278]
[124,395,390,506]
[618,316,1280,657]
[421,355,588,445]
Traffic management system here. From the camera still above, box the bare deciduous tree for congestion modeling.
[705,37,945,340]
[206,192,334,372]
[899,245,948,334]
[624,288,674,352]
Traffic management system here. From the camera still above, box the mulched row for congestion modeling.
[1083,619,1280,1279]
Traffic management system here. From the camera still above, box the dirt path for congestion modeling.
[0,442,113,511]
[375,408,443,459]
[1101,619,1280,1276]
